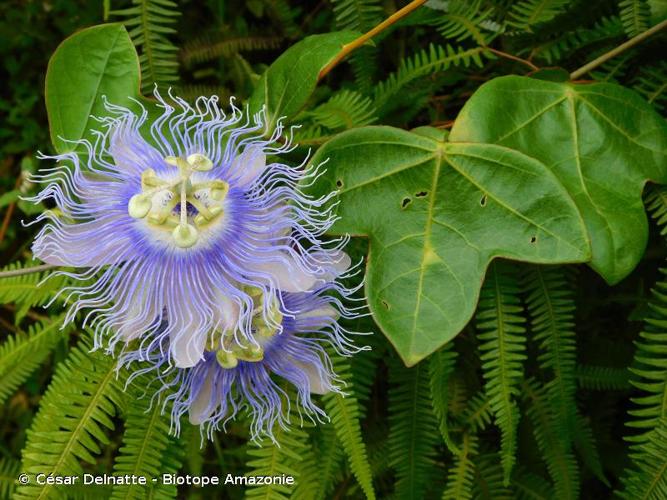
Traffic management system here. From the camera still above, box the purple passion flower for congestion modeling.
[29,90,349,368]
[122,282,365,441]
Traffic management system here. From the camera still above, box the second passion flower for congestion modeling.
[29,90,350,368]
[122,282,366,441]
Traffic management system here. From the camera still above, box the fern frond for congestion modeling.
[0,316,70,405]
[646,184,667,234]
[473,453,513,500]
[429,344,459,454]
[331,0,382,31]
[522,265,577,445]
[323,354,376,499]
[294,424,343,500]
[619,0,651,37]
[15,336,125,500]
[508,0,572,30]
[0,261,66,309]
[575,364,630,390]
[388,358,440,499]
[373,44,488,111]
[110,374,183,500]
[634,61,667,114]
[433,0,496,44]
[475,261,526,483]
[181,35,282,65]
[625,267,667,447]
[111,0,180,93]
[460,391,493,433]
[245,417,312,500]
[619,417,667,499]
[0,458,19,499]
[262,0,302,39]
[523,378,580,499]
[304,90,377,131]
[530,16,623,64]
[442,433,478,500]
[573,411,609,486]
[512,468,555,500]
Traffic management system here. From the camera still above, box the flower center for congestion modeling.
[127,154,229,248]
[210,287,283,369]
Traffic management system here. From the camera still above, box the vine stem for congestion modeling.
[485,47,538,71]
[318,0,428,80]
[0,264,58,279]
[570,19,667,80]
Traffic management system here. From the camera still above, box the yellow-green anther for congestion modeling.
[194,205,223,227]
[165,156,189,170]
[173,223,198,248]
[209,180,229,200]
[187,153,213,171]
[216,350,238,369]
[235,345,264,363]
[128,194,152,218]
[141,168,160,189]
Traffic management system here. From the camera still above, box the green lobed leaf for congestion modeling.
[308,126,589,365]
[450,75,667,285]
[45,23,141,154]
[248,31,360,131]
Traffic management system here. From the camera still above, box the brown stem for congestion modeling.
[318,0,428,80]
[485,47,539,72]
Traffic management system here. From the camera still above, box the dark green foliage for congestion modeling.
[0,316,70,404]
[15,337,125,499]
[110,376,183,499]
[111,0,180,92]
[476,262,527,482]
[388,358,440,499]
[1,1,666,498]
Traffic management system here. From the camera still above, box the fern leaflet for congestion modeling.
[522,265,577,445]
[15,336,125,500]
[111,0,180,93]
[619,0,651,37]
[429,344,459,454]
[619,417,667,499]
[110,373,183,499]
[323,354,375,499]
[388,358,440,500]
[0,315,70,405]
[475,261,526,483]
[523,378,580,499]
[441,433,477,500]
[625,267,667,448]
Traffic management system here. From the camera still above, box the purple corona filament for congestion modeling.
[28,90,351,368]
[122,281,367,442]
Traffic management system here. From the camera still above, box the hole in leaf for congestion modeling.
[415,191,428,197]
[401,197,412,209]
[530,236,537,244]
[381,300,390,310]
[480,195,487,207]
[336,179,343,188]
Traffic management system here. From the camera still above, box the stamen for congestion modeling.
[127,153,229,248]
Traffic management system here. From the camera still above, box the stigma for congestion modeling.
[127,153,228,248]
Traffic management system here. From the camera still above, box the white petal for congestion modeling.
[170,326,207,369]
[291,357,330,395]
[212,291,240,333]
[118,290,158,341]
[298,305,339,329]
[188,376,215,425]
[231,146,266,187]
[255,254,318,292]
